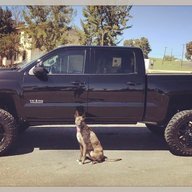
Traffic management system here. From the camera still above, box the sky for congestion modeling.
[72,5,192,59]
[2,5,192,59]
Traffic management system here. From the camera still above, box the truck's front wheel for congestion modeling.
[0,109,17,155]
[165,110,192,156]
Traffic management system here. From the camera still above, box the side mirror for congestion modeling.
[33,65,48,81]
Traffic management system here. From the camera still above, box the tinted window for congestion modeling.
[94,48,137,74]
[42,49,86,74]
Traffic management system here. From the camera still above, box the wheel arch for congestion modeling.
[0,94,18,120]
[165,93,192,125]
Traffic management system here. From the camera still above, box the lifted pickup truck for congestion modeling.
[0,46,192,156]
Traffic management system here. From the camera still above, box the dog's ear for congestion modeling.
[74,110,79,118]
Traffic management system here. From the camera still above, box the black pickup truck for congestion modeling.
[0,45,192,156]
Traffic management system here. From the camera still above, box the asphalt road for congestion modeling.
[1,124,192,187]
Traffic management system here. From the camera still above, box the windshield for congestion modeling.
[17,59,37,71]
[17,51,52,71]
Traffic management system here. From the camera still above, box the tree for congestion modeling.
[0,7,15,35]
[23,6,74,51]
[124,37,151,59]
[65,26,86,45]
[0,6,21,66]
[81,6,132,46]
[185,41,192,60]
[0,33,21,66]
[9,6,26,26]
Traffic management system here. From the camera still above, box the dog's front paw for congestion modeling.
[92,161,97,165]
[76,159,84,165]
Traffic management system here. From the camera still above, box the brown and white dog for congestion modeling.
[74,110,121,164]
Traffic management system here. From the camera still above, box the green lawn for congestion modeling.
[148,58,192,73]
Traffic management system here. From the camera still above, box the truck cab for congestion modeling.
[20,46,146,125]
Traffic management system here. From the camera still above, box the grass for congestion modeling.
[148,58,192,73]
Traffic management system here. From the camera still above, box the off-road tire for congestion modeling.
[0,109,17,155]
[146,124,165,135]
[165,110,192,156]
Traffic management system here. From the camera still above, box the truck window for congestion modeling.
[93,48,137,74]
[42,49,86,74]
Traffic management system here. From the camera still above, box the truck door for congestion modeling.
[87,47,146,123]
[22,47,89,124]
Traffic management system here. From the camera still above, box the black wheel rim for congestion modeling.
[0,123,5,144]
[178,121,192,148]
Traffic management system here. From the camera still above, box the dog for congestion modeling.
[74,110,121,165]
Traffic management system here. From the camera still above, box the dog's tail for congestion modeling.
[104,156,122,162]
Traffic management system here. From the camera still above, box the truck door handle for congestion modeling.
[72,81,79,86]
[71,81,86,86]
[126,82,136,86]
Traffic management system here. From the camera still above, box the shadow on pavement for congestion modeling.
[12,126,168,156]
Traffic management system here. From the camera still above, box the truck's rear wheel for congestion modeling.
[0,109,17,155]
[165,110,192,156]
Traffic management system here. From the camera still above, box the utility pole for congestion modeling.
[170,48,173,64]
[171,48,173,57]
[162,46,167,65]
[181,44,185,67]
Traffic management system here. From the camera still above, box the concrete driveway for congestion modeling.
[0,124,192,187]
